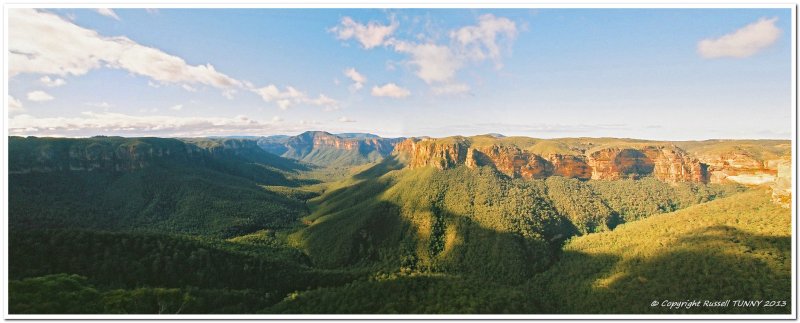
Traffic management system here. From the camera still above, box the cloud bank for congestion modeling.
[9,9,243,91]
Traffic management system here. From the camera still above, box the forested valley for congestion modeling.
[7,134,792,314]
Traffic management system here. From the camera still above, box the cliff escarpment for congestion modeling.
[258,131,405,167]
[8,136,291,174]
[394,138,710,183]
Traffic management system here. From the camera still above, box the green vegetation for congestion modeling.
[267,273,535,314]
[291,160,743,285]
[9,136,312,238]
[9,230,362,313]
[533,189,791,314]
[7,136,792,314]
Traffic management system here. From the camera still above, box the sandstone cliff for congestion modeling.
[586,146,708,183]
[395,138,711,183]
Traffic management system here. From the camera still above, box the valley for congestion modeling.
[7,132,792,314]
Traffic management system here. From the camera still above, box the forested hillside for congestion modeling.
[9,136,314,237]
[290,158,743,281]
[533,189,791,314]
[264,190,791,314]
[7,135,791,315]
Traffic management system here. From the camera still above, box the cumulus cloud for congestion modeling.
[451,14,518,64]
[338,117,356,123]
[330,16,397,49]
[27,91,54,102]
[344,68,367,90]
[40,76,66,87]
[9,95,24,113]
[371,83,410,98]
[94,8,120,20]
[698,17,781,59]
[9,9,242,91]
[169,104,183,111]
[390,41,462,84]
[335,14,518,92]
[253,85,339,110]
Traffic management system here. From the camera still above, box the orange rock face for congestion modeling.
[395,140,709,183]
[549,154,592,179]
[395,139,593,180]
[695,151,778,184]
[587,146,708,183]
[394,138,468,169]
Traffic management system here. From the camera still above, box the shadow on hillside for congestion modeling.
[352,156,404,180]
[296,168,566,286]
[538,225,791,314]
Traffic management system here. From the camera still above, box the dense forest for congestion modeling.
[7,136,792,314]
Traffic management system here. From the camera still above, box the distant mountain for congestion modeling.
[256,131,405,167]
[336,133,381,139]
[9,136,312,237]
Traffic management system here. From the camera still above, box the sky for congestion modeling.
[6,8,794,140]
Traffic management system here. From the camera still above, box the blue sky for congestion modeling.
[7,8,793,139]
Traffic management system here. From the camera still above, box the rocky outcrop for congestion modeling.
[394,137,469,169]
[771,158,791,207]
[549,154,593,179]
[587,146,708,183]
[695,151,780,185]
[395,139,709,183]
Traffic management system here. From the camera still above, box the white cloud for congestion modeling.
[432,83,470,95]
[39,76,66,87]
[9,95,24,113]
[169,104,183,111]
[27,91,54,102]
[344,68,367,90]
[272,116,283,122]
[698,17,781,59]
[330,16,397,49]
[450,14,518,64]
[94,8,120,21]
[338,117,356,123]
[181,84,197,92]
[371,83,410,98]
[253,85,339,110]
[339,14,518,87]
[390,41,462,84]
[9,9,242,91]
[9,111,280,137]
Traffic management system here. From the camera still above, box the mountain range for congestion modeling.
[7,131,793,314]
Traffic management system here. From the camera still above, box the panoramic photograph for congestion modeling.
[3,5,796,317]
